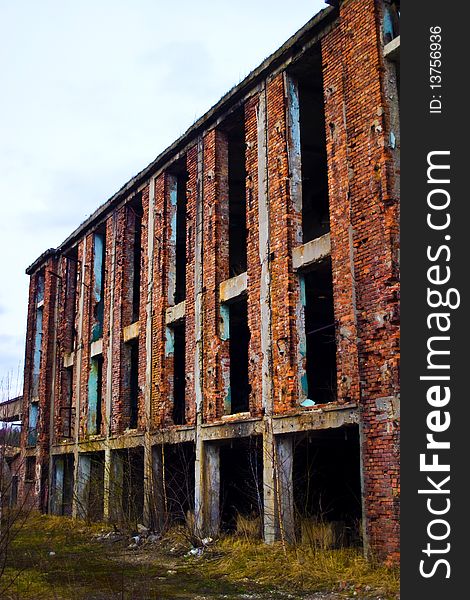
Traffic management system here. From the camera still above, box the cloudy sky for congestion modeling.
[0,0,327,400]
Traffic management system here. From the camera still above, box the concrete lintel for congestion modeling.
[63,352,74,368]
[150,426,196,447]
[50,443,75,455]
[292,233,331,271]
[165,300,186,325]
[201,418,263,441]
[219,272,247,303]
[384,36,400,62]
[123,321,139,343]
[90,338,103,357]
[272,404,359,435]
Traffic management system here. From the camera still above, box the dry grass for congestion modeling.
[0,513,399,599]
[202,536,399,599]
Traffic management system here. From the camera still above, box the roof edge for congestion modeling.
[26,248,57,275]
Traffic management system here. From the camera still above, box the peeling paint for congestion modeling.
[91,233,105,342]
[87,357,99,434]
[165,326,175,356]
[220,304,230,341]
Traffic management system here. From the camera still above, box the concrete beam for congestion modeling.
[165,300,186,325]
[0,396,22,422]
[123,322,139,343]
[272,403,359,435]
[292,233,331,271]
[219,272,247,303]
[384,35,400,62]
[201,418,262,441]
[63,352,74,368]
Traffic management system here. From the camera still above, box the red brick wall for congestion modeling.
[137,186,150,430]
[202,129,230,422]
[267,74,301,414]
[245,96,263,417]
[185,148,198,425]
[19,257,58,510]
[322,0,400,561]
[78,234,93,439]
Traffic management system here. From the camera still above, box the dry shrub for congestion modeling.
[300,518,346,549]
[235,513,262,539]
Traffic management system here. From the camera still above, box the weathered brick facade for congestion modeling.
[18,0,400,563]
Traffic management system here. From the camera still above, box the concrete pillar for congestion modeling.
[194,415,204,536]
[151,445,166,531]
[263,422,277,543]
[276,435,295,544]
[103,447,111,521]
[195,438,220,537]
[50,456,64,515]
[143,435,153,527]
[193,137,205,536]
[74,454,91,520]
[108,451,124,522]
[263,429,295,544]
[204,442,220,537]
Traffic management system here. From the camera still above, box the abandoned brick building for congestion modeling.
[17,0,400,562]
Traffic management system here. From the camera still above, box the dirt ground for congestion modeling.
[0,515,398,600]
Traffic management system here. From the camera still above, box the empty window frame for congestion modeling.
[302,259,337,404]
[228,296,250,414]
[62,365,74,438]
[27,402,39,446]
[383,0,400,44]
[64,248,79,351]
[128,195,143,323]
[91,230,106,342]
[32,270,45,398]
[87,355,103,435]
[227,111,247,276]
[25,456,36,482]
[289,51,330,243]
[128,340,139,429]
[172,321,186,425]
[175,175,187,304]
[168,164,188,306]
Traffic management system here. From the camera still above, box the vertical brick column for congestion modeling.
[37,259,58,510]
[137,186,150,430]
[202,129,230,422]
[151,173,172,427]
[185,147,198,425]
[110,209,127,434]
[54,255,68,441]
[267,74,301,413]
[321,0,400,562]
[78,234,93,438]
[18,276,38,507]
[101,216,115,435]
[245,95,263,417]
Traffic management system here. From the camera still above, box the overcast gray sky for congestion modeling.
[0,0,327,399]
